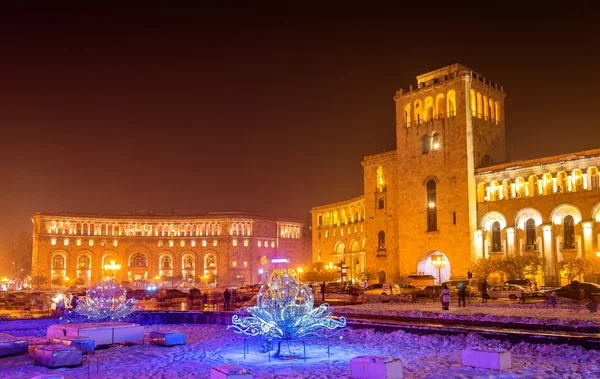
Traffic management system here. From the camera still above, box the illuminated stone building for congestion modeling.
[312,63,600,286]
[31,211,307,287]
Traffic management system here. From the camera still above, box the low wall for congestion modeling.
[0,311,233,335]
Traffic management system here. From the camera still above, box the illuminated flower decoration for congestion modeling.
[74,277,138,321]
[228,269,346,341]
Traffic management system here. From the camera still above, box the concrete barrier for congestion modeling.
[462,348,511,370]
[210,364,253,379]
[350,355,403,379]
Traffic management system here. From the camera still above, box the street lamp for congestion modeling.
[431,255,447,285]
[104,260,121,278]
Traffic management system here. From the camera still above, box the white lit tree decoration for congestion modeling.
[228,269,346,356]
[73,277,139,321]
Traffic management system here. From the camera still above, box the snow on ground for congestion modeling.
[333,298,600,328]
[2,323,600,378]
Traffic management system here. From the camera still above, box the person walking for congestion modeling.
[70,294,79,310]
[223,288,231,310]
[481,279,488,303]
[550,291,557,308]
[457,282,466,307]
[320,281,326,302]
[440,285,451,310]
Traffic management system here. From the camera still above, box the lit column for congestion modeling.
[542,224,555,286]
[475,229,484,258]
[506,227,515,256]
[583,222,593,259]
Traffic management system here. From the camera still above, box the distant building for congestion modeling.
[31,211,308,287]
[311,63,600,286]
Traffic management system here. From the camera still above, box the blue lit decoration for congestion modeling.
[228,269,346,357]
[68,277,139,321]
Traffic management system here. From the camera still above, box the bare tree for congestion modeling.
[469,258,498,280]
[0,230,33,280]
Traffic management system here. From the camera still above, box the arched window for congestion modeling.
[378,231,386,251]
[184,256,194,269]
[525,218,536,247]
[130,253,147,268]
[378,270,386,284]
[78,256,90,269]
[404,104,412,127]
[162,256,171,269]
[491,221,501,251]
[318,251,322,261]
[378,198,385,209]
[52,255,65,269]
[421,134,430,154]
[426,179,437,231]
[563,215,575,249]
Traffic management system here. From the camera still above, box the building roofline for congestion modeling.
[475,148,600,175]
[311,195,365,211]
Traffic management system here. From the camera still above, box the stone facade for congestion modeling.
[311,64,600,286]
[31,211,308,287]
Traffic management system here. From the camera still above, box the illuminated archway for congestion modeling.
[416,251,451,285]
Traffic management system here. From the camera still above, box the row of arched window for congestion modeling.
[51,252,217,271]
[470,89,501,125]
[317,207,366,227]
[47,221,227,237]
[478,166,600,203]
[404,90,457,127]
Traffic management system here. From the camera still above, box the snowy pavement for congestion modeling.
[2,322,600,378]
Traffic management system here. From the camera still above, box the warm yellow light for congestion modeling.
[64,277,70,281]
[104,260,121,271]
[428,202,436,208]
[596,252,600,258]
[433,143,440,150]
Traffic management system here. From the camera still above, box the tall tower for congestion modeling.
[393,64,506,282]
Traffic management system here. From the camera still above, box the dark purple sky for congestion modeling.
[1,4,599,237]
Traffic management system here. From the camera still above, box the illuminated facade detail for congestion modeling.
[311,64,600,287]
[32,211,308,286]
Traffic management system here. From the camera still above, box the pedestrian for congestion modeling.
[457,282,466,307]
[70,294,79,310]
[481,279,488,303]
[223,288,231,310]
[202,291,208,305]
[551,291,557,308]
[187,290,195,308]
[55,296,66,317]
[440,284,451,310]
[320,281,326,302]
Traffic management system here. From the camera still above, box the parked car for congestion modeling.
[325,282,345,293]
[504,279,538,292]
[415,285,443,298]
[443,279,480,297]
[157,289,187,301]
[485,284,530,300]
[126,289,155,300]
[554,281,600,300]
[362,283,401,296]
[398,284,423,295]
[332,284,363,296]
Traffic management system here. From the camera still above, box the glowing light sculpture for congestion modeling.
[71,277,139,321]
[228,269,346,356]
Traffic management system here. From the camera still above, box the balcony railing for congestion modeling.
[522,243,540,252]
[559,242,579,251]
[487,245,505,254]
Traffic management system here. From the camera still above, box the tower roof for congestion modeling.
[416,63,471,85]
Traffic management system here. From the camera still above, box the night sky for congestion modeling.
[1,3,599,239]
